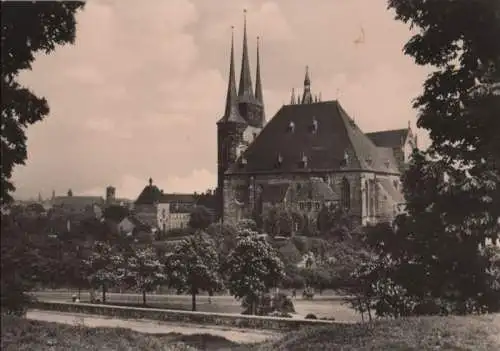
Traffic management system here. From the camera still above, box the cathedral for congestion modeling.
[216,15,417,229]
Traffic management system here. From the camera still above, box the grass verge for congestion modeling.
[1,315,254,351]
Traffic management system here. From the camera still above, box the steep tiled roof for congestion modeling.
[228,101,399,174]
[135,184,164,205]
[366,129,409,148]
[52,196,104,213]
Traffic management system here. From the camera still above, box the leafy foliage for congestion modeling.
[83,241,125,303]
[124,247,166,305]
[262,205,293,236]
[188,205,214,231]
[1,1,85,203]
[224,231,284,315]
[353,0,500,317]
[167,234,223,311]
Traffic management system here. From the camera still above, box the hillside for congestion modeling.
[257,314,500,351]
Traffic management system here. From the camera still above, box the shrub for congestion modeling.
[242,292,295,316]
[305,313,317,319]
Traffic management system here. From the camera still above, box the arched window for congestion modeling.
[365,180,369,217]
[341,177,351,211]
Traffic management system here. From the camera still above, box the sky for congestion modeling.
[13,0,431,201]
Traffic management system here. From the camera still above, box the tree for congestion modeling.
[376,0,500,315]
[167,234,223,311]
[125,247,166,305]
[262,205,293,236]
[83,241,124,303]
[1,1,85,204]
[188,205,213,231]
[224,231,284,315]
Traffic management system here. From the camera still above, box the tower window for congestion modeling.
[341,177,351,211]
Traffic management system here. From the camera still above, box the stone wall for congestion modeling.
[30,301,336,331]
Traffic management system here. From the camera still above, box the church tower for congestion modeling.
[216,11,266,220]
[216,26,247,219]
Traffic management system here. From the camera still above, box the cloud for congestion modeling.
[12,0,431,200]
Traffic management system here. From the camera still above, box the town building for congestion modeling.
[216,15,417,227]
[134,178,196,231]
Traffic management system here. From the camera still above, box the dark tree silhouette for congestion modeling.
[1,1,85,203]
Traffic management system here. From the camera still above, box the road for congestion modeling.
[26,310,281,344]
[33,290,361,322]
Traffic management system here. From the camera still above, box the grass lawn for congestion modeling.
[3,313,500,350]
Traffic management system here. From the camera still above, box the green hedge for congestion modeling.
[30,301,335,331]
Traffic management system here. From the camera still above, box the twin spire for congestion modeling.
[220,10,265,124]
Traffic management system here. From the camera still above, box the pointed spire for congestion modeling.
[304,65,311,86]
[238,9,254,100]
[319,92,322,102]
[302,65,313,104]
[220,26,245,124]
[255,35,265,123]
[255,36,264,104]
[290,88,296,104]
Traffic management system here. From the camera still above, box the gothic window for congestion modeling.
[299,202,305,210]
[341,177,351,211]
[365,180,369,217]
[307,202,312,211]
[315,202,320,210]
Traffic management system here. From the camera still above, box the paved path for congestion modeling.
[27,310,282,344]
[33,291,361,322]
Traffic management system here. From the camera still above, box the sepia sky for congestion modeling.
[13,0,431,200]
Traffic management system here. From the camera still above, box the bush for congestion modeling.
[305,313,317,319]
[242,292,295,316]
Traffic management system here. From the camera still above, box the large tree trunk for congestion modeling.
[143,290,147,306]
[191,289,197,311]
[102,285,106,303]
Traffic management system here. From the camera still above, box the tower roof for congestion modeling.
[301,66,313,104]
[255,36,265,122]
[238,10,256,102]
[217,27,246,125]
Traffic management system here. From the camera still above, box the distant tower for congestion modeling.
[51,190,55,200]
[106,186,116,204]
[301,66,313,104]
[67,189,73,197]
[38,192,43,203]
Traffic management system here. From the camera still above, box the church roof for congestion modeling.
[366,128,409,148]
[227,100,400,174]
